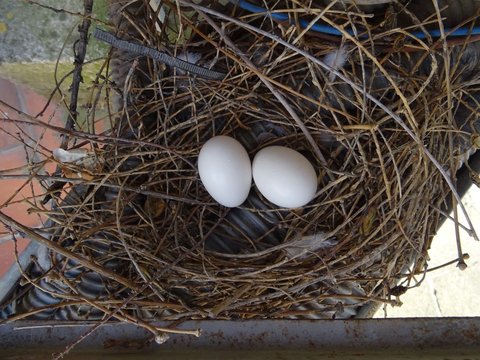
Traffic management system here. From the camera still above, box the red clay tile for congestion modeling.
[39,150,57,175]
[0,238,30,279]
[0,174,47,231]
[17,85,63,153]
[93,115,110,134]
[0,78,108,281]
[11,84,65,176]
[20,86,56,118]
[0,144,28,172]
[0,151,47,278]
[0,78,21,112]
[0,79,64,281]
[0,78,24,149]
[0,120,26,149]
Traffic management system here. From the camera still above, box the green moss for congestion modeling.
[0,61,110,131]
[93,0,109,23]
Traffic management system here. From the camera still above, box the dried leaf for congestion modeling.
[145,196,166,217]
[360,208,376,236]
[61,165,95,181]
[323,46,348,82]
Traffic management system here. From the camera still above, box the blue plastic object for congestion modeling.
[236,0,480,39]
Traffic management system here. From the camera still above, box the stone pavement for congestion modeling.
[0,0,106,62]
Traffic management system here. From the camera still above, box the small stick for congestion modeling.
[40,0,93,205]
[0,210,138,291]
[63,0,92,142]
[177,0,479,243]
[193,7,332,178]
[431,0,467,270]
[0,106,196,168]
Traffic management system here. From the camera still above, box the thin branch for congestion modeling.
[0,210,138,290]
[177,0,479,242]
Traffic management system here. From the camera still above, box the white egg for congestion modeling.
[198,136,252,207]
[252,146,317,208]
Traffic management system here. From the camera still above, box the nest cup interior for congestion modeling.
[1,0,480,322]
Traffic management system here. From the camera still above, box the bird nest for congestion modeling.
[1,0,480,341]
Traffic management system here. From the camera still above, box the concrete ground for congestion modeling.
[375,185,480,318]
[0,0,106,62]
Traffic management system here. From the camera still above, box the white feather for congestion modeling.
[284,232,337,259]
[52,148,88,163]
[323,47,348,82]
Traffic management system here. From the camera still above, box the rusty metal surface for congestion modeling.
[1,318,479,354]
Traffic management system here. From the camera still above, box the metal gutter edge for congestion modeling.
[0,242,40,305]
[0,317,479,353]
